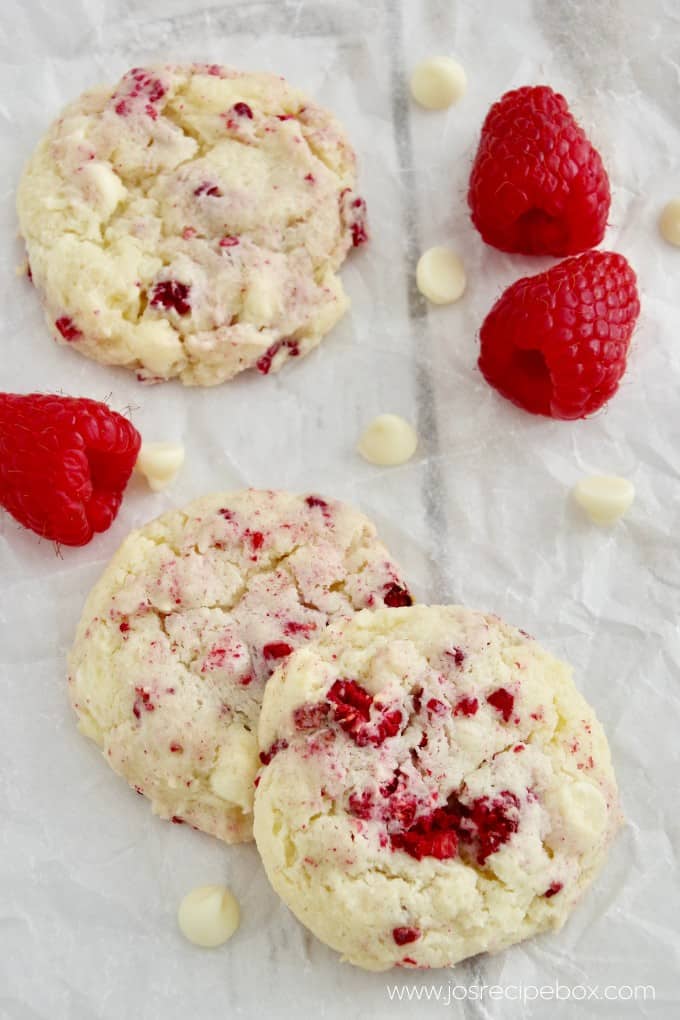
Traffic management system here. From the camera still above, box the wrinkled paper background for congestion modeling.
[1,1,679,1017]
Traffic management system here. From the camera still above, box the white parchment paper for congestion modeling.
[1,1,679,1017]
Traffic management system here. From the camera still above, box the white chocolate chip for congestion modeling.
[410,57,467,110]
[572,475,635,525]
[177,885,240,948]
[79,161,127,218]
[416,247,466,304]
[135,442,185,491]
[556,782,608,853]
[357,414,418,467]
[209,723,259,811]
[659,199,680,246]
[242,271,281,326]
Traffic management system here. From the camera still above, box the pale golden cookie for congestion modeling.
[68,490,411,843]
[18,65,367,385]
[254,605,622,970]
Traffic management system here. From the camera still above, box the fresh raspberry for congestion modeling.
[468,85,610,255]
[479,251,640,419]
[0,393,140,546]
[393,927,421,946]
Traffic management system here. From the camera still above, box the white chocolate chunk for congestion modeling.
[78,162,127,218]
[135,441,185,491]
[242,272,281,326]
[556,782,609,853]
[410,57,467,110]
[177,885,240,948]
[659,199,680,246]
[209,723,259,812]
[357,414,418,466]
[572,475,635,525]
[416,246,466,304]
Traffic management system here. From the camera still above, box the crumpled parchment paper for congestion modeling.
[1,1,678,1017]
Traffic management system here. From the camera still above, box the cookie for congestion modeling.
[68,491,412,842]
[18,64,367,385]
[253,605,622,971]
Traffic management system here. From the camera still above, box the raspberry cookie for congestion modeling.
[68,491,411,842]
[18,65,367,385]
[254,606,621,971]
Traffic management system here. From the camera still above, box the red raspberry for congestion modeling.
[262,642,294,661]
[150,280,191,316]
[383,582,413,608]
[390,807,459,861]
[259,738,288,766]
[486,687,515,723]
[479,251,640,419]
[113,67,166,120]
[468,86,610,255]
[194,182,222,197]
[0,393,140,546]
[327,679,402,747]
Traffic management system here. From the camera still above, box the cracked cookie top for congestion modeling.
[68,490,411,842]
[254,605,621,971]
[18,64,367,385]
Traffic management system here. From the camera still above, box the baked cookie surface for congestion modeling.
[68,490,411,842]
[18,65,367,385]
[254,605,622,970]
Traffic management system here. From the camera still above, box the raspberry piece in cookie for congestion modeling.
[254,605,622,971]
[18,64,368,386]
[68,490,412,843]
